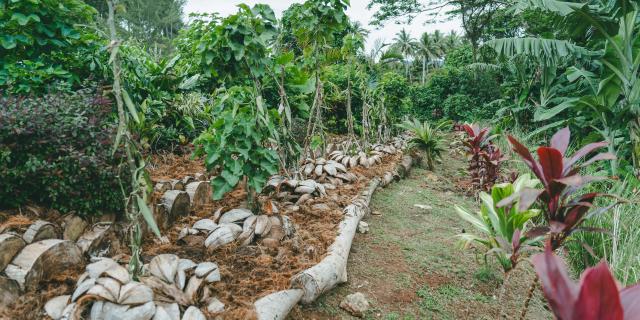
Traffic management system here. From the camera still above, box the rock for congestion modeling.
[0,233,25,272]
[22,220,58,244]
[339,292,369,318]
[62,215,88,242]
[357,222,369,234]
[0,276,20,308]
[4,239,83,291]
[413,204,433,211]
[311,203,330,212]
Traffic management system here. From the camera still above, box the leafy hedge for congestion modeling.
[0,88,124,215]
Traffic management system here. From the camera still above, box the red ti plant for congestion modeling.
[532,245,640,320]
[462,124,504,191]
[506,127,617,249]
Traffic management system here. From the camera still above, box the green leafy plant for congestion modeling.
[0,0,104,93]
[456,173,542,272]
[193,86,279,211]
[397,119,447,170]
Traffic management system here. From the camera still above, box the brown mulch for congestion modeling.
[140,151,403,318]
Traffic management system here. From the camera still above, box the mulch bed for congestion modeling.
[0,150,403,319]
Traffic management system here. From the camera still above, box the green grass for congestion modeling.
[567,175,640,285]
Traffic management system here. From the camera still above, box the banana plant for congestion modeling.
[456,174,542,272]
[493,0,640,175]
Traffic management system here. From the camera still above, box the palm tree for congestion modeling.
[415,32,441,84]
[392,29,416,80]
[444,30,461,52]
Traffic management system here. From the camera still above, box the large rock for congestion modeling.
[339,292,369,318]
[4,239,83,291]
[0,233,25,271]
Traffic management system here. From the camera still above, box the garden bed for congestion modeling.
[0,144,414,319]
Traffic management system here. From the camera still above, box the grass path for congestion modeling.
[290,152,551,319]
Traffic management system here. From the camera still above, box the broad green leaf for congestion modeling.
[0,35,16,49]
[534,98,579,121]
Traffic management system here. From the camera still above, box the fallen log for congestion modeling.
[160,190,190,222]
[0,276,20,309]
[22,220,58,244]
[254,289,304,320]
[291,178,380,303]
[0,233,25,272]
[185,181,209,209]
[4,239,83,291]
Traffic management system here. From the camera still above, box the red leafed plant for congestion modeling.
[462,124,504,191]
[532,246,640,320]
[506,127,618,249]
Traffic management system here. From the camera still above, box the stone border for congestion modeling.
[254,154,417,319]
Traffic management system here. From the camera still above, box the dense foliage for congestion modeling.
[0,88,123,214]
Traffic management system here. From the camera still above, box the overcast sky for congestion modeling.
[184,0,462,51]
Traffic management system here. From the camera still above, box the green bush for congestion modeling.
[0,0,105,93]
[409,84,443,120]
[379,71,410,119]
[443,94,474,121]
[0,88,124,215]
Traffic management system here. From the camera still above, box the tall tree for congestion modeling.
[392,28,416,79]
[415,32,442,84]
[368,0,507,60]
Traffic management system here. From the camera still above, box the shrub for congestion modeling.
[456,174,542,272]
[443,94,474,121]
[397,119,447,170]
[0,88,124,215]
[0,0,104,93]
[507,127,618,249]
[462,124,504,190]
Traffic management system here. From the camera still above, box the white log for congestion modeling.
[62,215,88,242]
[254,289,304,320]
[0,275,20,309]
[160,190,190,222]
[155,181,172,193]
[0,233,25,272]
[76,223,112,256]
[22,220,58,244]
[185,181,209,208]
[4,239,82,291]
[290,178,380,303]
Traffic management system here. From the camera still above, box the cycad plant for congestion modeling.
[397,119,447,170]
[456,174,542,273]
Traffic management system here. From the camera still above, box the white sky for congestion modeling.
[184,0,462,51]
